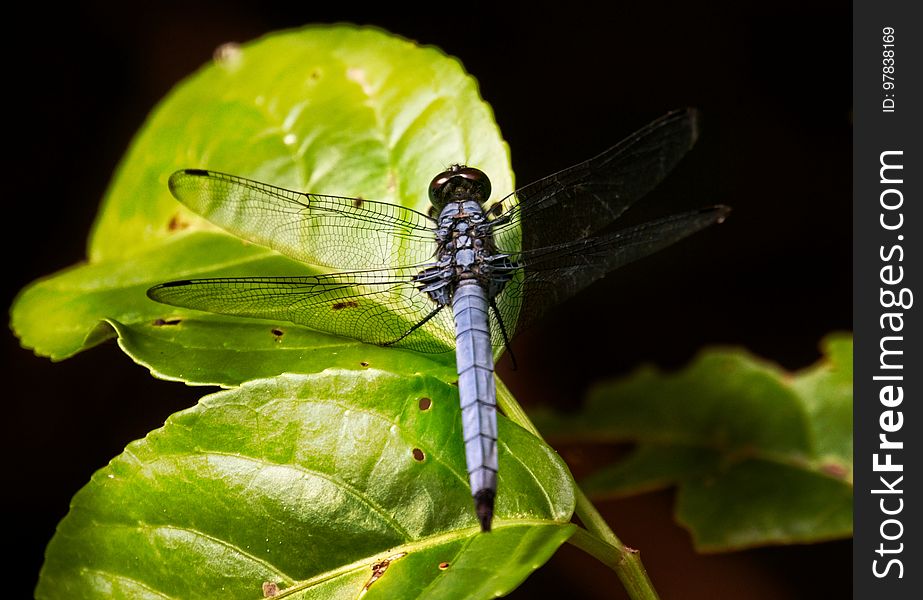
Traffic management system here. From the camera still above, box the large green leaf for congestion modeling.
[11,25,514,381]
[536,334,853,551]
[14,232,456,383]
[23,24,569,598]
[37,369,575,599]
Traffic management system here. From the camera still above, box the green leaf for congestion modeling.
[788,334,853,466]
[11,25,513,382]
[109,313,455,388]
[13,232,456,383]
[90,25,512,260]
[536,334,853,551]
[675,458,851,551]
[37,369,575,599]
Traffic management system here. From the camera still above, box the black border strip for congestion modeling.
[854,1,921,597]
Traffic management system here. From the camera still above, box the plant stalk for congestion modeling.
[568,527,660,600]
[495,377,661,600]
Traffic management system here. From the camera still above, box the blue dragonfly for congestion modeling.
[148,108,729,531]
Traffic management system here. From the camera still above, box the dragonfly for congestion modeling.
[148,108,729,532]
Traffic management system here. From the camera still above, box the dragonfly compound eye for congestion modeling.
[429,165,491,210]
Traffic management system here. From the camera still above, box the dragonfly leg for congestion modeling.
[382,304,445,346]
[489,298,517,371]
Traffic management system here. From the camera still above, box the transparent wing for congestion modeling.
[494,206,730,341]
[147,209,728,355]
[147,268,455,353]
[490,109,702,255]
[169,169,437,270]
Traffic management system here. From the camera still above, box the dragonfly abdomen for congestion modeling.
[452,280,498,532]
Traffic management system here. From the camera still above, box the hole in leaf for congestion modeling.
[153,318,182,326]
[418,397,432,411]
[271,328,284,337]
[412,448,425,461]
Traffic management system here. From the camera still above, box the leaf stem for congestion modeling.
[494,378,660,600]
[568,527,660,600]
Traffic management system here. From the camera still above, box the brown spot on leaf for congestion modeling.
[168,214,190,231]
[153,318,182,326]
[438,562,450,570]
[332,300,360,310]
[271,328,284,337]
[412,448,425,461]
[360,553,407,597]
[821,462,850,479]
[262,581,279,597]
[360,361,370,367]
[418,397,432,411]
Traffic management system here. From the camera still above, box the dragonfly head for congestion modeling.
[428,165,491,211]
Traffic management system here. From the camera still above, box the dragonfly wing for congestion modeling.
[147,269,455,353]
[169,169,437,270]
[495,206,730,338]
[490,109,701,254]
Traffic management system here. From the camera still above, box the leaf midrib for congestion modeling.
[276,521,571,597]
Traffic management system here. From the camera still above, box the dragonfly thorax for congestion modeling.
[413,195,513,307]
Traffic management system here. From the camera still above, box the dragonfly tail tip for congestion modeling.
[474,488,495,532]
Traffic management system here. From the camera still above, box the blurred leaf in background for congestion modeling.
[536,334,853,551]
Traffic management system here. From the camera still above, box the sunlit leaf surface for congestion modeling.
[37,370,575,599]
[11,25,513,381]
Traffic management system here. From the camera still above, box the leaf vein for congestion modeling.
[78,567,175,599]
[499,439,555,515]
[198,450,413,540]
[95,522,296,583]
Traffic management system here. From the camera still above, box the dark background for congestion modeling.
[5,1,850,598]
